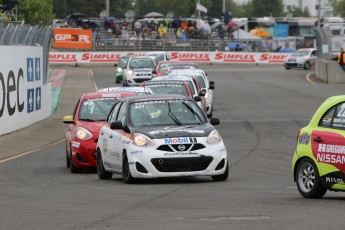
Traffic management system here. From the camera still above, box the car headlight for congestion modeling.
[133,133,154,147]
[128,70,133,75]
[76,127,93,140]
[206,130,221,145]
[117,67,122,72]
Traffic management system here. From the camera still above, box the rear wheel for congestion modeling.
[212,162,229,182]
[304,62,311,70]
[296,158,327,198]
[122,153,135,184]
[96,149,112,180]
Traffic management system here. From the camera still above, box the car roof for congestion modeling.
[124,94,190,103]
[82,91,137,99]
[98,87,152,94]
[144,80,185,85]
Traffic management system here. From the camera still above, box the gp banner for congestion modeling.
[49,51,292,64]
[53,28,92,49]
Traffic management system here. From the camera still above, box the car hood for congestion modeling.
[132,68,153,72]
[77,121,106,135]
[130,124,214,139]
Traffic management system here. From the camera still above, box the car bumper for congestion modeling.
[71,140,97,168]
[126,141,228,178]
[284,61,305,68]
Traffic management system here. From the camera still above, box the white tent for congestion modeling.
[232,29,261,40]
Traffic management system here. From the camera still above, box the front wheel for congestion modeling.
[296,158,327,198]
[285,66,291,70]
[304,62,311,70]
[122,153,135,184]
[66,145,70,168]
[212,162,229,182]
[96,149,112,180]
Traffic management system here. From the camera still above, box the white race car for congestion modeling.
[95,94,229,183]
[123,56,157,86]
[167,69,215,117]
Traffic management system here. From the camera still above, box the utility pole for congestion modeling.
[223,0,225,14]
[317,0,321,31]
[106,0,110,17]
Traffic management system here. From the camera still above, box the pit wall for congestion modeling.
[315,58,345,83]
[0,46,51,136]
[49,51,292,64]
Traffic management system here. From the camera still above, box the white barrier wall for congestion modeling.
[49,51,292,64]
[0,46,51,136]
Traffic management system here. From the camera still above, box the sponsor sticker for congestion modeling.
[72,141,80,148]
[299,133,310,145]
[164,137,197,144]
[164,152,198,156]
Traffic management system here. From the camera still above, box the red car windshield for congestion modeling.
[79,98,119,121]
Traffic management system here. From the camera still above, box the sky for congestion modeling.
[232,0,333,17]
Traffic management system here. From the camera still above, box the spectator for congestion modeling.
[235,44,242,52]
[134,20,142,37]
[120,26,129,45]
[333,48,345,71]
[95,33,101,47]
[158,24,167,38]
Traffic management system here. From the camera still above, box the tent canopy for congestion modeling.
[232,29,262,40]
[144,12,164,18]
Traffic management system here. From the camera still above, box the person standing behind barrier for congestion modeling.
[120,26,129,46]
[333,48,345,71]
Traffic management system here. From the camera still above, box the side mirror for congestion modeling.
[63,115,74,124]
[198,90,206,97]
[209,81,215,85]
[152,70,157,74]
[209,85,215,90]
[193,96,202,102]
[110,121,123,130]
[114,63,118,67]
[210,117,220,126]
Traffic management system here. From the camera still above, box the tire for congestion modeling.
[70,153,80,173]
[207,106,213,118]
[304,62,311,70]
[212,162,229,182]
[96,149,112,180]
[285,66,291,70]
[66,144,70,168]
[122,153,135,184]
[296,158,327,198]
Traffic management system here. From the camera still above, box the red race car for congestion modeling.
[63,91,137,173]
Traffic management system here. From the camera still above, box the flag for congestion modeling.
[196,3,207,13]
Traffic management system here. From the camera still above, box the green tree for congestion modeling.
[285,5,310,17]
[18,0,54,26]
[333,0,345,17]
[251,0,283,17]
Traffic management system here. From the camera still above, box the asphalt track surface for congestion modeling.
[1,64,345,230]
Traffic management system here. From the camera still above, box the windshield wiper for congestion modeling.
[79,118,97,122]
[182,101,203,124]
[167,102,182,126]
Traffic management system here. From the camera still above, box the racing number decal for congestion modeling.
[337,103,345,117]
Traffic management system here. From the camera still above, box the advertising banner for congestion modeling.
[49,51,291,64]
[53,28,92,49]
[0,46,51,135]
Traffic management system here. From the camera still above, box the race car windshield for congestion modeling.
[145,84,189,97]
[79,98,119,121]
[128,59,156,69]
[292,50,309,57]
[129,99,207,126]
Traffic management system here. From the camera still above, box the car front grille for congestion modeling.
[134,78,151,83]
[151,156,213,172]
[157,143,205,152]
[286,63,298,67]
